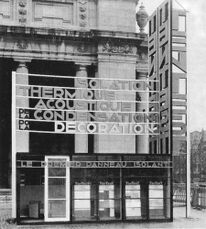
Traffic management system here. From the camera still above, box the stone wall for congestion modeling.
[0,0,138,32]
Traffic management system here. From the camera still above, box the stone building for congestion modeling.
[0,0,179,224]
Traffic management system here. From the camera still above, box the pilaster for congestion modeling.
[75,63,89,154]
[136,71,149,154]
[15,59,31,153]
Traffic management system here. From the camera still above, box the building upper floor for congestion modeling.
[0,0,140,33]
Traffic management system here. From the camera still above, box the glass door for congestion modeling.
[44,156,70,222]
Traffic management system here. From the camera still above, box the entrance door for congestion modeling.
[45,156,70,222]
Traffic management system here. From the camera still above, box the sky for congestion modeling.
[139,0,206,132]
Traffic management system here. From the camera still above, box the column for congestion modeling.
[140,182,148,219]
[75,64,88,154]
[16,61,30,152]
[136,71,149,154]
[12,60,30,218]
[93,66,98,154]
[0,60,4,187]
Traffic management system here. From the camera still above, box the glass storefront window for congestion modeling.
[73,184,91,220]
[149,184,164,219]
[99,183,115,220]
[19,169,44,220]
[125,183,141,219]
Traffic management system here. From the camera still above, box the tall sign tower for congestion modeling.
[148,0,188,216]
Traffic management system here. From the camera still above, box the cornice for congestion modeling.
[0,25,148,45]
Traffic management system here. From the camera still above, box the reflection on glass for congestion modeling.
[48,200,66,218]
[73,184,91,220]
[125,184,141,219]
[48,178,66,199]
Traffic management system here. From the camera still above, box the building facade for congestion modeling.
[0,0,187,225]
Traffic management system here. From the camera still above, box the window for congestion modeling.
[73,184,92,221]
[149,183,164,219]
[99,183,119,220]
[125,183,141,219]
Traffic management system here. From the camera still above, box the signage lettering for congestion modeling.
[17,160,172,169]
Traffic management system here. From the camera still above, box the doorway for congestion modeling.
[44,156,70,222]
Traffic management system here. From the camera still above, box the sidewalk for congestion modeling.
[0,204,205,229]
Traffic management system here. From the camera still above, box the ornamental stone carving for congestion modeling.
[136,3,148,33]
[137,50,148,61]
[18,0,27,24]
[102,41,133,54]
[77,44,89,52]
[16,40,28,49]
[78,0,88,28]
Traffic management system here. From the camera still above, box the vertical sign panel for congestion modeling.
[149,0,188,216]
[148,0,172,155]
[171,7,188,215]
[172,9,187,157]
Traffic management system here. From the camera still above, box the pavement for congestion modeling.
[0,203,206,229]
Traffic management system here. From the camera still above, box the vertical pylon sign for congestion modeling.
[148,0,188,217]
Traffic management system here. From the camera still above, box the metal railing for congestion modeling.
[173,183,206,209]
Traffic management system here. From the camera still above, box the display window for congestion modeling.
[99,182,121,220]
[19,168,44,222]
[125,183,141,219]
[149,184,164,218]
[149,182,171,219]
[73,183,93,221]
[17,156,172,223]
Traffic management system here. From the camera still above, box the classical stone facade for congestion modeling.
[0,0,148,188]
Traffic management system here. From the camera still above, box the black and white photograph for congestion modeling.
[0,0,205,228]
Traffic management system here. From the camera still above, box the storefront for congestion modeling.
[16,154,172,224]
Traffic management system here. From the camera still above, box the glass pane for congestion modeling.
[149,184,164,219]
[99,185,114,199]
[74,185,90,199]
[126,185,140,198]
[149,198,164,209]
[48,159,66,177]
[73,184,91,221]
[48,200,66,218]
[99,184,117,220]
[48,178,66,199]
[74,200,90,209]
[125,184,141,219]
[149,185,163,198]
[48,168,66,177]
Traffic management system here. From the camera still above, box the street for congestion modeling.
[0,204,206,229]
